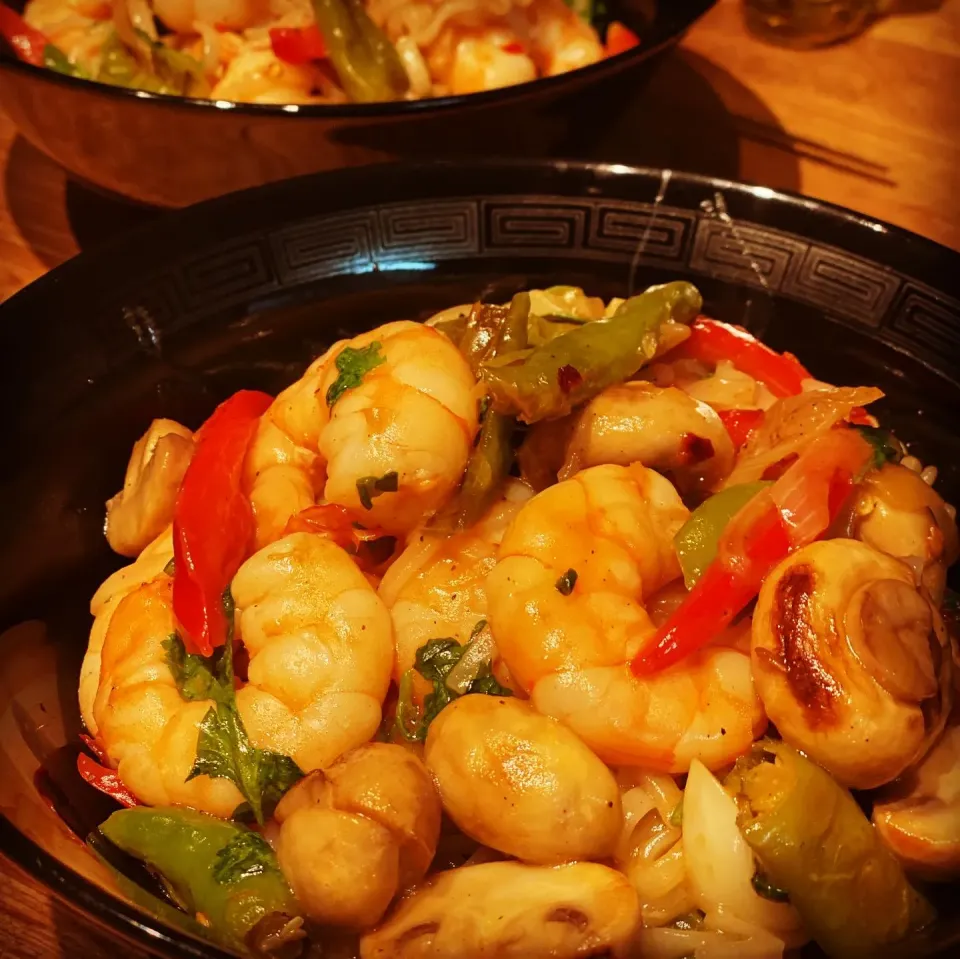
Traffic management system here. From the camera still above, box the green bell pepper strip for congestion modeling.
[480,281,702,424]
[674,481,771,588]
[312,0,408,103]
[730,741,934,959]
[100,806,305,957]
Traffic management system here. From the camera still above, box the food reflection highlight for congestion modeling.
[78,281,958,958]
[2,0,640,104]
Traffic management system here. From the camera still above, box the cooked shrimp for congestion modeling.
[80,528,175,737]
[105,419,194,557]
[245,321,479,545]
[377,479,532,681]
[210,46,330,104]
[486,464,767,771]
[83,532,393,812]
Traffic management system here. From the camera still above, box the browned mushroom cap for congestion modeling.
[873,724,960,881]
[752,539,952,790]
[105,418,194,557]
[836,463,959,606]
[359,861,639,959]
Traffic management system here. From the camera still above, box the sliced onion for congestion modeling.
[682,760,807,947]
[195,20,222,74]
[444,624,496,695]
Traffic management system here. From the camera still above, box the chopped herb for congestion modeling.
[163,557,176,577]
[668,798,683,827]
[44,43,88,78]
[469,619,488,641]
[752,868,790,902]
[167,590,302,824]
[356,470,399,510]
[395,637,512,741]
[555,569,578,595]
[853,425,907,472]
[325,342,385,407]
[211,830,280,885]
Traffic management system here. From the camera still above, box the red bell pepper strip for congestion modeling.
[77,753,140,808]
[0,1,47,65]
[269,24,326,65]
[631,428,872,676]
[606,21,641,57]
[672,318,811,398]
[501,40,525,54]
[173,390,272,657]
[284,503,395,572]
[717,408,765,449]
[80,732,109,765]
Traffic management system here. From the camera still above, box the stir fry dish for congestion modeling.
[78,281,959,958]
[0,0,635,103]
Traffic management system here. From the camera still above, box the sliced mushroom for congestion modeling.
[275,743,441,929]
[560,382,734,495]
[424,695,621,864]
[359,861,639,959]
[873,724,960,880]
[105,418,194,557]
[836,463,959,606]
[752,539,952,789]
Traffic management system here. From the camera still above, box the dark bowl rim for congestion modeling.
[1,157,958,959]
[0,0,714,120]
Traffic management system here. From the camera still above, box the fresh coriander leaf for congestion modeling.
[415,638,464,683]
[752,869,790,902]
[212,830,280,885]
[163,633,219,702]
[555,568,578,595]
[356,470,399,510]
[852,425,907,472]
[469,619,488,642]
[326,342,385,407]
[163,557,175,576]
[668,798,683,827]
[468,668,512,698]
[182,588,303,824]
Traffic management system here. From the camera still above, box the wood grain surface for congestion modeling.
[1,0,958,954]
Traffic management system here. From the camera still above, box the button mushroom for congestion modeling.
[105,418,194,557]
[424,694,622,864]
[359,861,640,959]
[751,539,952,789]
[275,743,441,929]
[836,462,959,606]
[873,723,960,881]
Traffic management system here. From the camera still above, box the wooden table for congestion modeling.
[1,0,958,953]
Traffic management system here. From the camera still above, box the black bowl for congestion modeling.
[0,0,713,207]
[0,160,959,957]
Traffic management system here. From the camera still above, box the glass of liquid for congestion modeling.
[743,0,877,48]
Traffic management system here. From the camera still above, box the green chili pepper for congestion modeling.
[852,424,907,471]
[312,0,408,102]
[674,481,772,588]
[97,30,209,96]
[436,410,514,532]
[43,43,88,77]
[729,741,934,959]
[480,281,702,423]
[100,807,305,957]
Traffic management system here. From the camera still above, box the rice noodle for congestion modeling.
[367,0,534,47]
[195,20,222,74]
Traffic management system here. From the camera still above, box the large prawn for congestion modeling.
[486,463,767,771]
[244,321,479,546]
[80,532,393,814]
